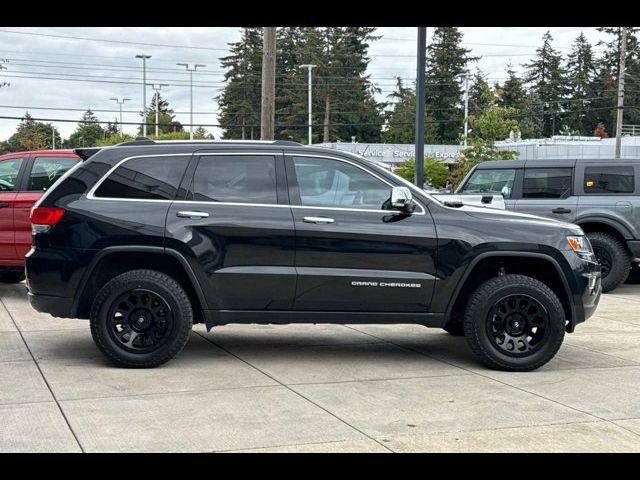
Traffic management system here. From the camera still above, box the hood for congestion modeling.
[458,203,583,234]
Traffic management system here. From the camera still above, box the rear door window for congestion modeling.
[584,166,635,194]
[459,168,516,199]
[0,158,24,192]
[28,156,80,191]
[523,168,572,198]
[94,156,189,200]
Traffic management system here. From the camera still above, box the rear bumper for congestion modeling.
[28,291,74,318]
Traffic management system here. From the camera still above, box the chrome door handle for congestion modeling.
[303,216,335,224]
[176,211,209,218]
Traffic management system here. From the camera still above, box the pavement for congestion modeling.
[1,282,640,453]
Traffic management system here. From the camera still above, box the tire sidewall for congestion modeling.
[92,275,191,366]
[468,281,565,369]
[587,232,629,292]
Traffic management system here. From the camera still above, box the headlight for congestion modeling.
[567,235,594,260]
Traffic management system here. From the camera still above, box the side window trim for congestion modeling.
[284,153,425,215]
[87,153,192,202]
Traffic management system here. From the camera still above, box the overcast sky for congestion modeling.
[0,27,613,141]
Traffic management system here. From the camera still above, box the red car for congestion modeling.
[0,149,80,283]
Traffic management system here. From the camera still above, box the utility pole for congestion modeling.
[299,64,316,145]
[52,128,55,149]
[261,27,277,140]
[415,27,427,189]
[151,84,168,137]
[177,63,206,140]
[463,72,470,147]
[615,27,628,159]
[110,97,131,135]
[135,55,152,137]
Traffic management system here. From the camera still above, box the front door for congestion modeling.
[0,157,26,264]
[167,151,296,311]
[515,167,577,222]
[286,154,437,312]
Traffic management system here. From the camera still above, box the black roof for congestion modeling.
[475,157,640,169]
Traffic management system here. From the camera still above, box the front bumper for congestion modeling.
[567,255,601,332]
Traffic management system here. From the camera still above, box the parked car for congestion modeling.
[26,139,601,371]
[0,149,80,282]
[456,158,640,293]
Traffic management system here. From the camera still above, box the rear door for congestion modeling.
[515,166,577,222]
[14,154,80,258]
[0,157,27,263]
[166,151,296,311]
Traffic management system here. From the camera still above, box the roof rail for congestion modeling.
[74,147,102,160]
[108,138,304,147]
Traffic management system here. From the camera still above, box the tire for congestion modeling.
[0,271,25,283]
[587,231,630,293]
[90,269,193,368]
[463,274,565,372]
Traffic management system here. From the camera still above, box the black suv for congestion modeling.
[25,139,602,371]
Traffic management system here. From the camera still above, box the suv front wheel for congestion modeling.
[463,274,565,371]
[90,269,193,368]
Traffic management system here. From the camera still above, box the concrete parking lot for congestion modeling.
[1,282,640,453]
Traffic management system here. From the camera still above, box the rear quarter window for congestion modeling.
[94,155,189,200]
[584,166,635,194]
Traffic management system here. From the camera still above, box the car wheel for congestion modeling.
[587,232,630,293]
[90,269,193,368]
[0,271,25,283]
[463,274,565,372]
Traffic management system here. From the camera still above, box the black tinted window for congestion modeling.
[29,157,79,191]
[192,155,277,204]
[523,168,572,199]
[0,158,24,192]
[293,156,391,209]
[95,156,188,200]
[584,166,635,194]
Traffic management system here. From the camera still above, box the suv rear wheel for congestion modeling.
[587,232,630,293]
[463,274,565,372]
[90,269,193,368]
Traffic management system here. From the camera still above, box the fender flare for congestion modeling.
[71,246,208,316]
[445,251,575,323]
[575,215,634,240]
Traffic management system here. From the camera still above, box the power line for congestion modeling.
[0,28,230,52]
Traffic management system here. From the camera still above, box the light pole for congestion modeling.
[110,97,131,135]
[135,54,152,137]
[299,64,317,145]
[462,72,470,147]
[415,27,427,189]
[150,84,168,137]
[177,63,206,140]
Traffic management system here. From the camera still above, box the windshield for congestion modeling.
[458,168,516,199]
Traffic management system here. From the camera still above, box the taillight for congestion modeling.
[30,207,65,234]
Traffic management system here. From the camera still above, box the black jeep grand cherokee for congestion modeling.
[25,139,601,371]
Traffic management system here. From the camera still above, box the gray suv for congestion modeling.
[457,158,640,292]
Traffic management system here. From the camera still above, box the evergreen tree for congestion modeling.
[139,93,183,135]
[495,63,541,138]
[565,33,598,135]
[424,27,477,143]
[468,69,495,117]
[524,31,569,137]
[217,27,264,140]
[381,77,437,144]
[66,110,106,148]
[594,27,640,133]
[106,118,119,136]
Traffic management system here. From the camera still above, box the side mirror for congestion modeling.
[390,186,416,213]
